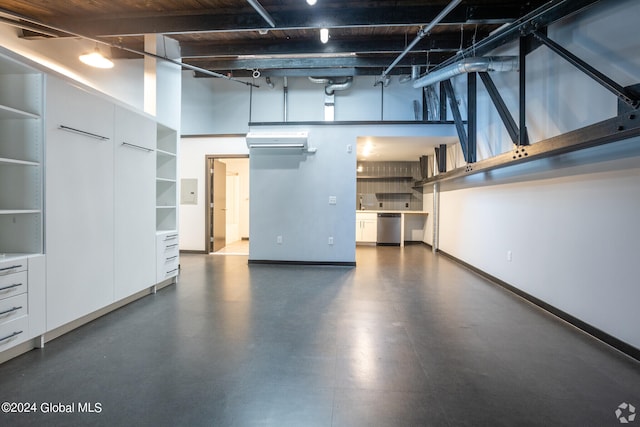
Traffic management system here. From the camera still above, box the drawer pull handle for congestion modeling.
[166,244,179,249]
[0,265,22,273]
[122,141,153,152]
[166,256,178,261]
[166,268,179,275]
[59,125,109,141]
[164,235,178,242]
[0,283,22,292]
[0,330,23,343]
[0,306,22,316]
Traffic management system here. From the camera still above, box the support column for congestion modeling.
[432,182,440,253]
[144,34,157,116]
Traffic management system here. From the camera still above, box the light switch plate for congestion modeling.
[329,196,337,205]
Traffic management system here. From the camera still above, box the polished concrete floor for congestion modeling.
[0,245,638,426]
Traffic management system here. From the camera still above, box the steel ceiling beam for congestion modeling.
[185,53,454,75]
[416,110,640,186]
[179,34,476,58]
[32,4,534,37]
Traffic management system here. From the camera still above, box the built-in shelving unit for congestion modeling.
[0,53,43,257]
[156,123,178,232]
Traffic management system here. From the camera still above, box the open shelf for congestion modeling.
[0,52,43,256]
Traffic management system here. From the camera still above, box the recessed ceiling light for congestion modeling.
[306,0,317,5]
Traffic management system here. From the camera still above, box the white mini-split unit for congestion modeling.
[246,131,313,151]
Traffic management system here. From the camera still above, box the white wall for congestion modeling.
[433,0,640,349]
[181,73,427,135]
[0,23,144,110]
[179,137,249,251]
[248,124,448,263]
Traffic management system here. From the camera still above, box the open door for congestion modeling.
[209,158,227,252]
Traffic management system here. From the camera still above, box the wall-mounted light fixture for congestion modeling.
[320,28,329,44]
[79,47,114,69]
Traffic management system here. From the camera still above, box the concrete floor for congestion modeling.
[0,245,638,426]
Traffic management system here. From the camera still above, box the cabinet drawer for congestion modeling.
[160,257,179,279]
[0,271,28,300]
[161,242,179,257]
[0,259,27,276]
[0,315,28,351]
[0,294,28,326]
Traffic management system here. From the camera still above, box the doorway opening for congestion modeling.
[205,155,250,255]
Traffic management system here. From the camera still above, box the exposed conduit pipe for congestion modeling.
[246,0,276,28]
[380,0,462,80]
[412,56,519,89]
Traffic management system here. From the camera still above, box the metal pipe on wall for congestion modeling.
[432,182,440,253]
[283,76,288,122]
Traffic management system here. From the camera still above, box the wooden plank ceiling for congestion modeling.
[0,0,550,77]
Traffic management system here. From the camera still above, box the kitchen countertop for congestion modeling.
[356,210,428,214]
[356,210,428,246]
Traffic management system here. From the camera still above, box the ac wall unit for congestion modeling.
[245,131,308,149]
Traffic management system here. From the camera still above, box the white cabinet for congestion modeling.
[156,123,179,282]
[156,231,179,283]
[114,106,156,300]
[0,52,43,257]
[0,254,45,352]
[45,76,115,330]
[356,212,378,243]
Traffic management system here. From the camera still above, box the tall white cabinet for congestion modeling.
[45,76,116,330]
[114,106,156,300]
[0,52,46,353]
[45,77,178,331]
[0,51,179,359]
[156,124,179,283]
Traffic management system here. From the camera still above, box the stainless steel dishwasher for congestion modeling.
[377,213,401,245]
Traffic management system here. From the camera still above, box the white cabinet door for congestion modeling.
[114,106,156,300]
[356,212,377,243]
[45,76,115,330]
[361,218,378,243]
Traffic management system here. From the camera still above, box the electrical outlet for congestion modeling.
[506,250,512,262]
[328,236,334,245]
[277,235,283,244]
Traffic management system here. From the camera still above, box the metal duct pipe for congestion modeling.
[246,0,276,28]
[325,77,353,94]
[412,65,421,80]
[399,65,421,84]
[308,77,331,85]
[308,76,354,95]
[381,0,462,79]
[413,56,519,89]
